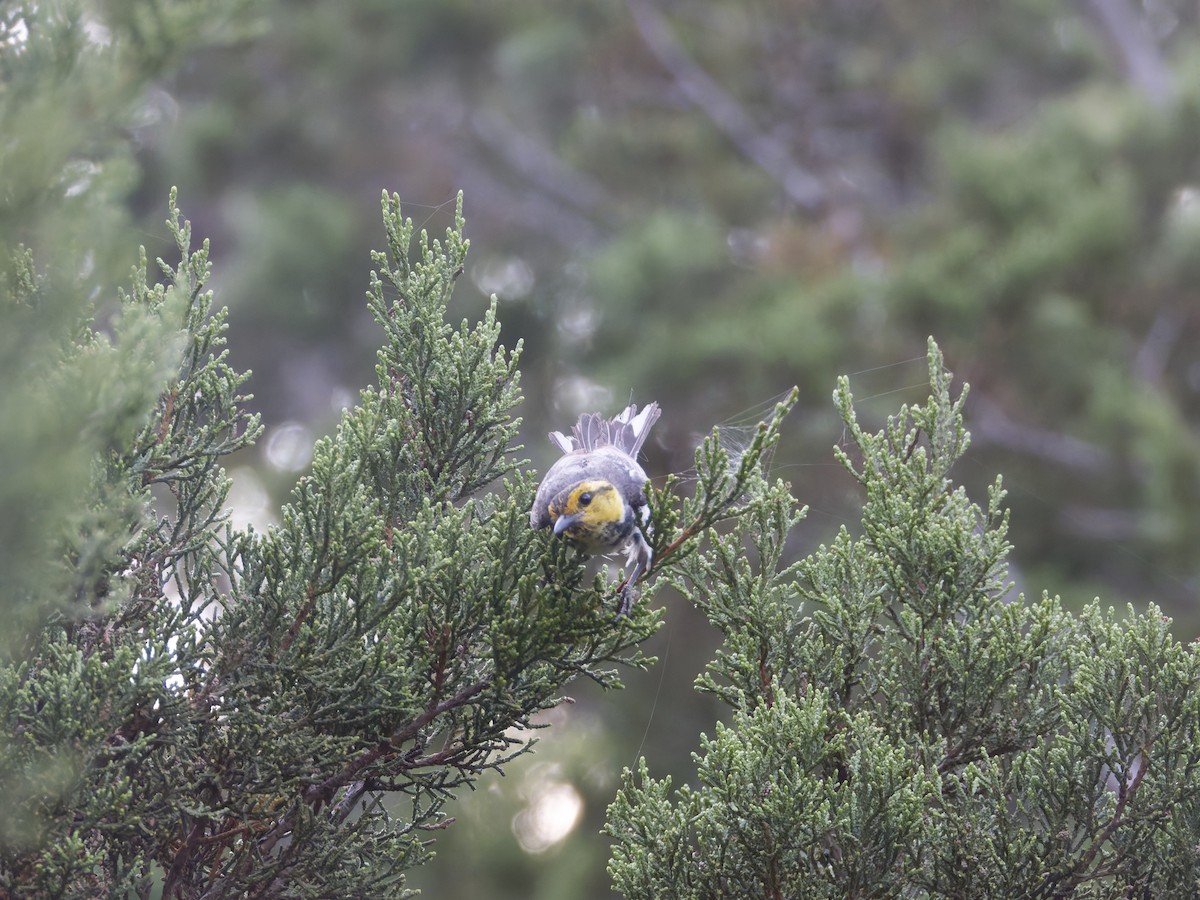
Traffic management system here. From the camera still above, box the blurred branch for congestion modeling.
[1133,308,1183,385]
[471,109,616,222]
[968,394,1113,475]
[626,0,828,213]
[1059,504,1143,541]
[465,109,616,249]
[457,171,606,249]
[1079,0,1174,106]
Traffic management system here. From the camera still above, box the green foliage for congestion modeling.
[606,340,1200,898]
[609,692,934,899]
[0,191,260,893]
[4,187,791,896]
[0,0,259,657]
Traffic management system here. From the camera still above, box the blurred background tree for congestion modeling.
[7,0,1200,896]
[0,0,256,664]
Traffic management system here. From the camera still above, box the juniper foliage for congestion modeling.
[606,340,1200,899]
[0,187,798,897]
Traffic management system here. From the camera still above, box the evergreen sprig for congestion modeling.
[643,387,798,578]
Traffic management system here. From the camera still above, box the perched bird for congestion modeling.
[530,402,661,616]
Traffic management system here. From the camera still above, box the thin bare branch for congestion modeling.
[470,109,615,220]
[626,0,827,212]
[1133,308,1183,384]
[968,394,1113,475]
[1080,0,1174,106]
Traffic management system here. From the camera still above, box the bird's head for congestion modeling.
[547,479,627,550]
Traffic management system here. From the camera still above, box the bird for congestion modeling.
[530,402,661,617]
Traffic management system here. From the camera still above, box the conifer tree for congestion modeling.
[0,187,796,896]
[606,340,1200,898]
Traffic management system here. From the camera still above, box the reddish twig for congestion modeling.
[280,584,318,654]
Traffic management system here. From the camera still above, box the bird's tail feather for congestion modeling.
[552,402,661,455]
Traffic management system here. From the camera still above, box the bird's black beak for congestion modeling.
[553,512,582,536]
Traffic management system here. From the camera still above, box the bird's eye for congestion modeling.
[578,491,592,506]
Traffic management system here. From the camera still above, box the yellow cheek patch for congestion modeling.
[548,481,626,538]
[574,484,624,522]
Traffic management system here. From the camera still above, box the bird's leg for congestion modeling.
[614,532,651,619]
